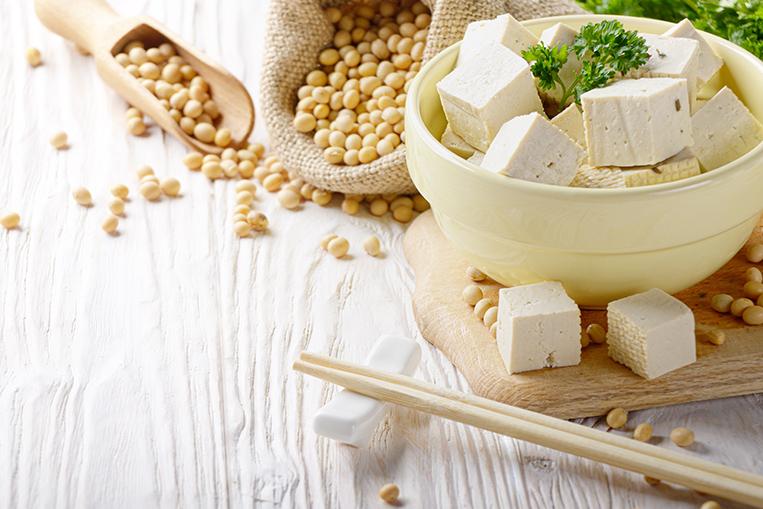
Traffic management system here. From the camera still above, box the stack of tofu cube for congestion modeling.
[436,15,763,188]
[496,281,697,380]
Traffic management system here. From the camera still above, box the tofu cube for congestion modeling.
[550,104,587,149]
[497,281,581,375]
[626,34,700,110]
[441,124,476,159]
[690,86,763,171]
[569,165,625,189]
[582,78,693,167]
[607,288,696,380]
[468,150,485,166]
[621,148,700,187]
[538,23,583,107]
[437,43,544,152]
[570,149,700,188]
[457,13,539,67]
[482,112,586,186]
[663,19,723,89]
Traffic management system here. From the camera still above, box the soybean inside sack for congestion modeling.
[260,0,585,195]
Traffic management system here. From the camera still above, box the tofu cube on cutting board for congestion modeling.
[607,288,696,380]
[482,112,586,186]
[662,18,724,89]
[437,43,543,152]
[496,281,582,375]
[456,13,539,67]
[690,86,763,171]
[582,78,693,167]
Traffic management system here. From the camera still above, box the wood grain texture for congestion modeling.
[1,1,762,508]
[404,211,763,419]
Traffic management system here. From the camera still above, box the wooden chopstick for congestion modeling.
[294,352,763,508]
[300,351,763,490]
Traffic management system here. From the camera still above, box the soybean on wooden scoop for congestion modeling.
[34,0,254,154]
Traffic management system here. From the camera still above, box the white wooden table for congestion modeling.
[2,1,761,507]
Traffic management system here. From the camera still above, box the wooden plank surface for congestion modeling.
[403,211,763,419]
[1,1,762,508]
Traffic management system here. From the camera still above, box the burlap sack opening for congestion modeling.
[260,0,586,195]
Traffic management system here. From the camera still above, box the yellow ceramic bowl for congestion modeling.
[406,15,763,308]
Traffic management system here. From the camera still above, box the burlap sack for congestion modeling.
[260,0,586,195]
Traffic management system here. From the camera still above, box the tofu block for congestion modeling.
[497,281,581,374]
[482,112,586,186]
[538,23,583,107]
[626,34,700,110]
[457,13,539,67]
[693,98,708,113]
[569,165,625,189]
[468,150,485,166]
[621,148,700,186]
[607,288,696,380]
[690,86,763,171]
[663,19,723,88]
[569,149,700,188]
[437,43,544,152]
[582,78,693,167]
[551,104,586,148]
[441,124,476,158]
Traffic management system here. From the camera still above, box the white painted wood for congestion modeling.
[0,1,761,508]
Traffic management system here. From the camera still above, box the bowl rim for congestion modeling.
[406,14,763,202]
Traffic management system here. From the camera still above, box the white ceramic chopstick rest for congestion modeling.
[312,335,422,447]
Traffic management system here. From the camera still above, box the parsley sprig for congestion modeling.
[521,19,649,107]
[579,0,763,60]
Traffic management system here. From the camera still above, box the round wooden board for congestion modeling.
[403,210,763,419]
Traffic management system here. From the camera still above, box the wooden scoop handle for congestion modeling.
[34,0,122,55]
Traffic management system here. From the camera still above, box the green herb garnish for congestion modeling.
[578,0,763,60]
[521,19,649,107]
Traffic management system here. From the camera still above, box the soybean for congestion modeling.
[108,197,125,215]
[327,237,350,258]
[731,298,754,317]
[0,212,20,229]
[378,483,399,503]
[670,427,694,447]
[706,330,725,345]
[483,306,498,328]
[363,235,380,256]
[466,265,486,282]
[111,184,129,199]
[743,305,763,325]
[474,298,493,319]
[606,407,627,429]
[26,47,42,66]
[633,423,653,442]
[586,323,607,344]
[160,177,181,196]
[711,294,734,313]
[50,131,68,149]
[72,186,92,206]
[101,214,119,233]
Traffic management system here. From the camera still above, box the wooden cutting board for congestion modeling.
[403,210,763,419]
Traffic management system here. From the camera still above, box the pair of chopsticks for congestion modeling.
[294,351,763,508]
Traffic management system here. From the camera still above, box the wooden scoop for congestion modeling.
[34,0,255,154]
